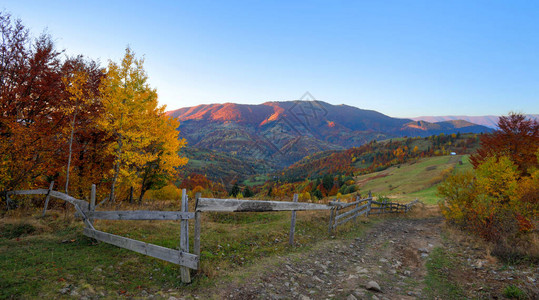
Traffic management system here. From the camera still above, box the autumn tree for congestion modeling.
[137,108,188,202]
[0,13,68,199]
[100,47,187,203]
[60,56,104,195]
[470,113,539,175]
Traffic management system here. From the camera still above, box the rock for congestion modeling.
[354,290,366,297]
[420,253,429,258]
[347,274,358,280]
[527,276,536,283]
[379,258,388,263]
[59,285,71,295]
[347,294,358,300]
[389,269,397,274]
[403,270,411,276]
[372,295,379,300]
[299,295,311,300]
[356,267,369,274]
[418,248,429,253]
[365,281,381,292]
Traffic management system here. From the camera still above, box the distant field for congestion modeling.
[355,155,472,204]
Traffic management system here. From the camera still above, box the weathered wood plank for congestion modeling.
[90,184,96,226]
[83,228,198,269]
[180,189,191,283]
[328,207,336,234]
[193,193,202,267]
[196,198,330,212]
[42,181,55,217]
[334,209,368,227]
[49,191,89,209]
[334,203,369,221]
[8,189,49,195]
[289,194,298,246]
[74,204,94,230]
[328,198,369,208]
[86,210,195,220]
[9,188,89,210]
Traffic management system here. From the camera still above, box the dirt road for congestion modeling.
[202,215,444,299]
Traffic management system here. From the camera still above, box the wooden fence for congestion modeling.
[6,186,198,283]
[7,186,419,284]
[328,192,419,233]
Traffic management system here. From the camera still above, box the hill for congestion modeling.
[168,101,491,167]
[278,133,480,182]
[412,114,539,129]
[177,147,276,186]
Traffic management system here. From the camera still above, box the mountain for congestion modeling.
[167,101,492,167]
[412,115,539,129]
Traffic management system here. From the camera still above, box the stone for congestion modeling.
[59,285,71,295]
[356,267,369,274]
[372,295,379,300]
[365,281,381,292]
[418,248,429,253]
[347,294,358,300]
[299,295,311,300]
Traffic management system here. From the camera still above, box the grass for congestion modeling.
[423,247,465,299]
[503,285,527,299]
[355,155,473,204]
[0,202,374,298]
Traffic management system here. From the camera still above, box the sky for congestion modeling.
[2,0,538,118]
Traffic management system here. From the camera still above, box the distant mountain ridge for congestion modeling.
[412,114,539,129]
[167,101,492,167]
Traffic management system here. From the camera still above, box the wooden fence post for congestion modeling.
[353,195,359,223]
[194,192,201,269]
[89,184,96,226]
[289,194,298,246]
[180,189,191,283]
[367,191,372,216]
[42,181,55,217]
[328,207,336,234]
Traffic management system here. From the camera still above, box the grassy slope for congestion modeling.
[355,155,472,204]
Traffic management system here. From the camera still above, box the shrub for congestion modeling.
[438,155,538,260]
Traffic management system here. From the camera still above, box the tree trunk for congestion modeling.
[65,113,76,195]
[129,186,133,204]
[109,135,123,204]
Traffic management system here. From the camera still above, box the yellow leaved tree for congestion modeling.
[100,48,187,203]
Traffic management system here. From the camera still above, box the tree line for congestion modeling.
[0,12,187,208]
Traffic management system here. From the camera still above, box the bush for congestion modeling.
[438,155,539,260]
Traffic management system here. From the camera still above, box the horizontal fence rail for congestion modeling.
[196,197,331,212]
[83,228,198,269]
[86,210,195,220]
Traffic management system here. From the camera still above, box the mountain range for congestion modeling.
[167,101,492,168]
[412,114,539,129]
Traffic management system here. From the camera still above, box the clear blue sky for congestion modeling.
[3,0,538,117]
